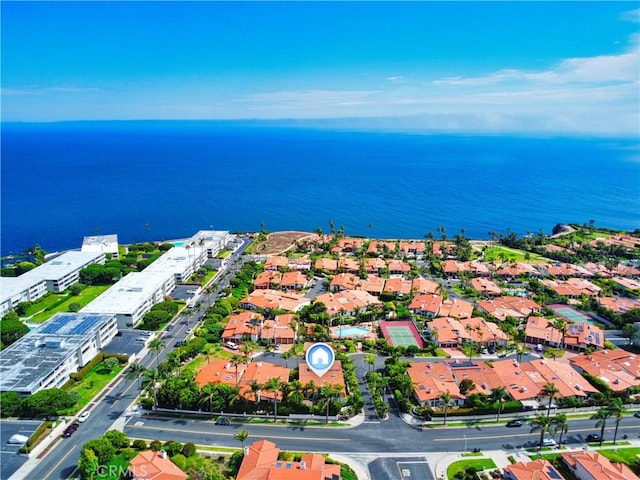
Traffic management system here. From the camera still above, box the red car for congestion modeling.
[62,422,79,438]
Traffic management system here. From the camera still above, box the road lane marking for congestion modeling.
[42,444,76,480]
[126,425,348,442]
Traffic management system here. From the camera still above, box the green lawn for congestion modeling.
[22,293,68,317]
[30,286,110,323]
[447,458,497,480]
[483,245,547,264]
[100,449,138,480]
[61,362,124,414]
[596,447,640,465]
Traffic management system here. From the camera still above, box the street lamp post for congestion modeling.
[464,434,467,453]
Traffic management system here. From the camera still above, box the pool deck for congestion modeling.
[329,323,378,341]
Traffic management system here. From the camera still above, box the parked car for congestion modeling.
[62,422,79,438]
[166,325,174,331]
[78,410,91,423]
[634,411,640,418]
[226,341,239,350]
[586,434,602,442]
[506,420,523,427]
[215,417,230,426]
[542,437,557,447]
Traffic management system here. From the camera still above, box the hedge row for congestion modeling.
[69,353,129,381]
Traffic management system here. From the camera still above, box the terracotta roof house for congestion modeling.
[261,314,297,345]
[466,261,491,277]
[432,242,455,258]
[598,296,640,314]
[407,361,464,407]
[477,296,541,322]
[367,241,396,255]
[363,257,386,275]
[223,311,264,343]
[383,277,412,296]
[459,317,508,347]
[503,459,565,480]
[237,439,341,480]
[560,450,638,480]
[445,359,504,397]
[128,450,188,480]
[240,361,291,402]
[408,294,443,318]
[399,241,426,257]
[470,277,502,297]
[610,276,640,292]
[411,277,440,295]
[437,298,473,319]
[195,359,243,388]
[357,275,385,295]
[298,360,346,396]
[255,271,282,290]
[425,317,470,348]
[442,260,461,278]
[583,263,612,278]
[334,237,364,253]
[543,263,594,278]
[314,258,338,272]
[265,256,289,271]
[337,257,360,274]
[289,257,312,271]
[525,316,605,352]
[613,263,640,278]
[316,290,380,317]
[570,349,640,392]
[241,290,310,313]
[386,259,411,276]
[329,273,360,292]
[491,358,542,403]
[280,271,308,291]
[525,358,598,400]
[495,262,541,279]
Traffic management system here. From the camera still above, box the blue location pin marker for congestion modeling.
[305,342,335,378]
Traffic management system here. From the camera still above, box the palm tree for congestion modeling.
[318,384,343,424]
[490,387,508,422]
[230,354,243,389]
[281,350,293,368]
[592,407,611,447]
[552,318,567,350]
[264,377,282,423]
[240,342,256,365]
[148,337,166,368]
[529,413,555,450]
[439,391,453,426]
[541,382,559,418]
[199,383,217,416]
[365,354,376,372]
[607,398,626,445]
[126,362,148,392]
[234,429,249,450]
[143,368,160,409]
[249,380,262,404]
[553,413,569,446]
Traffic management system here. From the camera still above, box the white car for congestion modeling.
[78,410,91,423]
[542,437,557,447]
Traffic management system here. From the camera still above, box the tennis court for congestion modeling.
[548,304,595,323]
[380,321,424,348]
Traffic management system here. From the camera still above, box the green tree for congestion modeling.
[0,391,22,417]
[0,316,30,348]
[22,388,75,418]
[149,337,166,367]
[439,390,453,426]
[490,387,509,422]
[541,382,559,418]
[82,437,115,465]
[318,384,343,424]
[553,413,569,445]
[365,354,376,372]
[100,357,119,373]
[104,430,129,449]
[607,398,626,445]
[592,407,611,447]
[264,377,282,423]
[529,413,555,450]
[78,447,99,480]
[126,362,147,391]
[234,429,249,449]
[459,379,476,396]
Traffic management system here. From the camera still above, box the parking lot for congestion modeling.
[0,419,41,479]
[368,457,434,480]
[102,329,150,357]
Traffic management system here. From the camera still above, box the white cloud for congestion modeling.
[620,8,640,23]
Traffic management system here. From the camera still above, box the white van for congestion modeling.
[226,341,239,350]
[542,437,557,447]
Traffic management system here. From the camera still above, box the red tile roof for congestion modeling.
[129,450,188,480]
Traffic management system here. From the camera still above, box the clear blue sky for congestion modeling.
[2,1,639,135]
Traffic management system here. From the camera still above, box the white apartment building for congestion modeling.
[81,234,121,259]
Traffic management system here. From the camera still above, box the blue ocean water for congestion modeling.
[1,121,639,255]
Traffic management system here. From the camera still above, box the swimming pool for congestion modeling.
[173,241,185,247]
[335,326,370,338]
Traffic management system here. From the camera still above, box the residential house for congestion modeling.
[386,259,411,276]
[425,317,470,348]
[315,290,380,318]
[357,275,386,296]
[237,439,341,480]
[338,257,360,274]
[261,314,297,345]
[195,359,243,389]
[411,277,440,295]
[289,257,312,271]
[542,263,594,278]
[445,360,504,398]
[459,317,509,348]
[570,349,640,392]
[399,241,426,257]
[437,298,473,319]
[598,296,640,314]
[128,450,188,480]
[363,257,386,275]
[329,273,360,292]
[298,360,346,397]
[222,311,264,343]
[610,276,640,293]
[613,263,640,278]
[240,289,310,313]
[314,258,338,273]
[470,277,502,297]
[541,278,601,298]
[583,262,612,278]
[491,358,542,405]
[254,271,282,290]
[383,277,412,296]
[525,359,598,401]
[280,271,308,291]
[264,256,289,271]
[503,459,565,480]
[407,362,464,407]
[367,241,396,255]
[408,294,443,318]
[239,361,290,403]
[334,237,364,253]
[477,296,541,322]
[495,262,540,280]
[560,450,637,480]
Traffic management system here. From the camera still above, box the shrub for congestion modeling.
[150,440,162,452]
[104,430,129,449]
[162,440,183,457]
[170,453,187,471]
[132,439,147,450]
[181,442,196,457]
